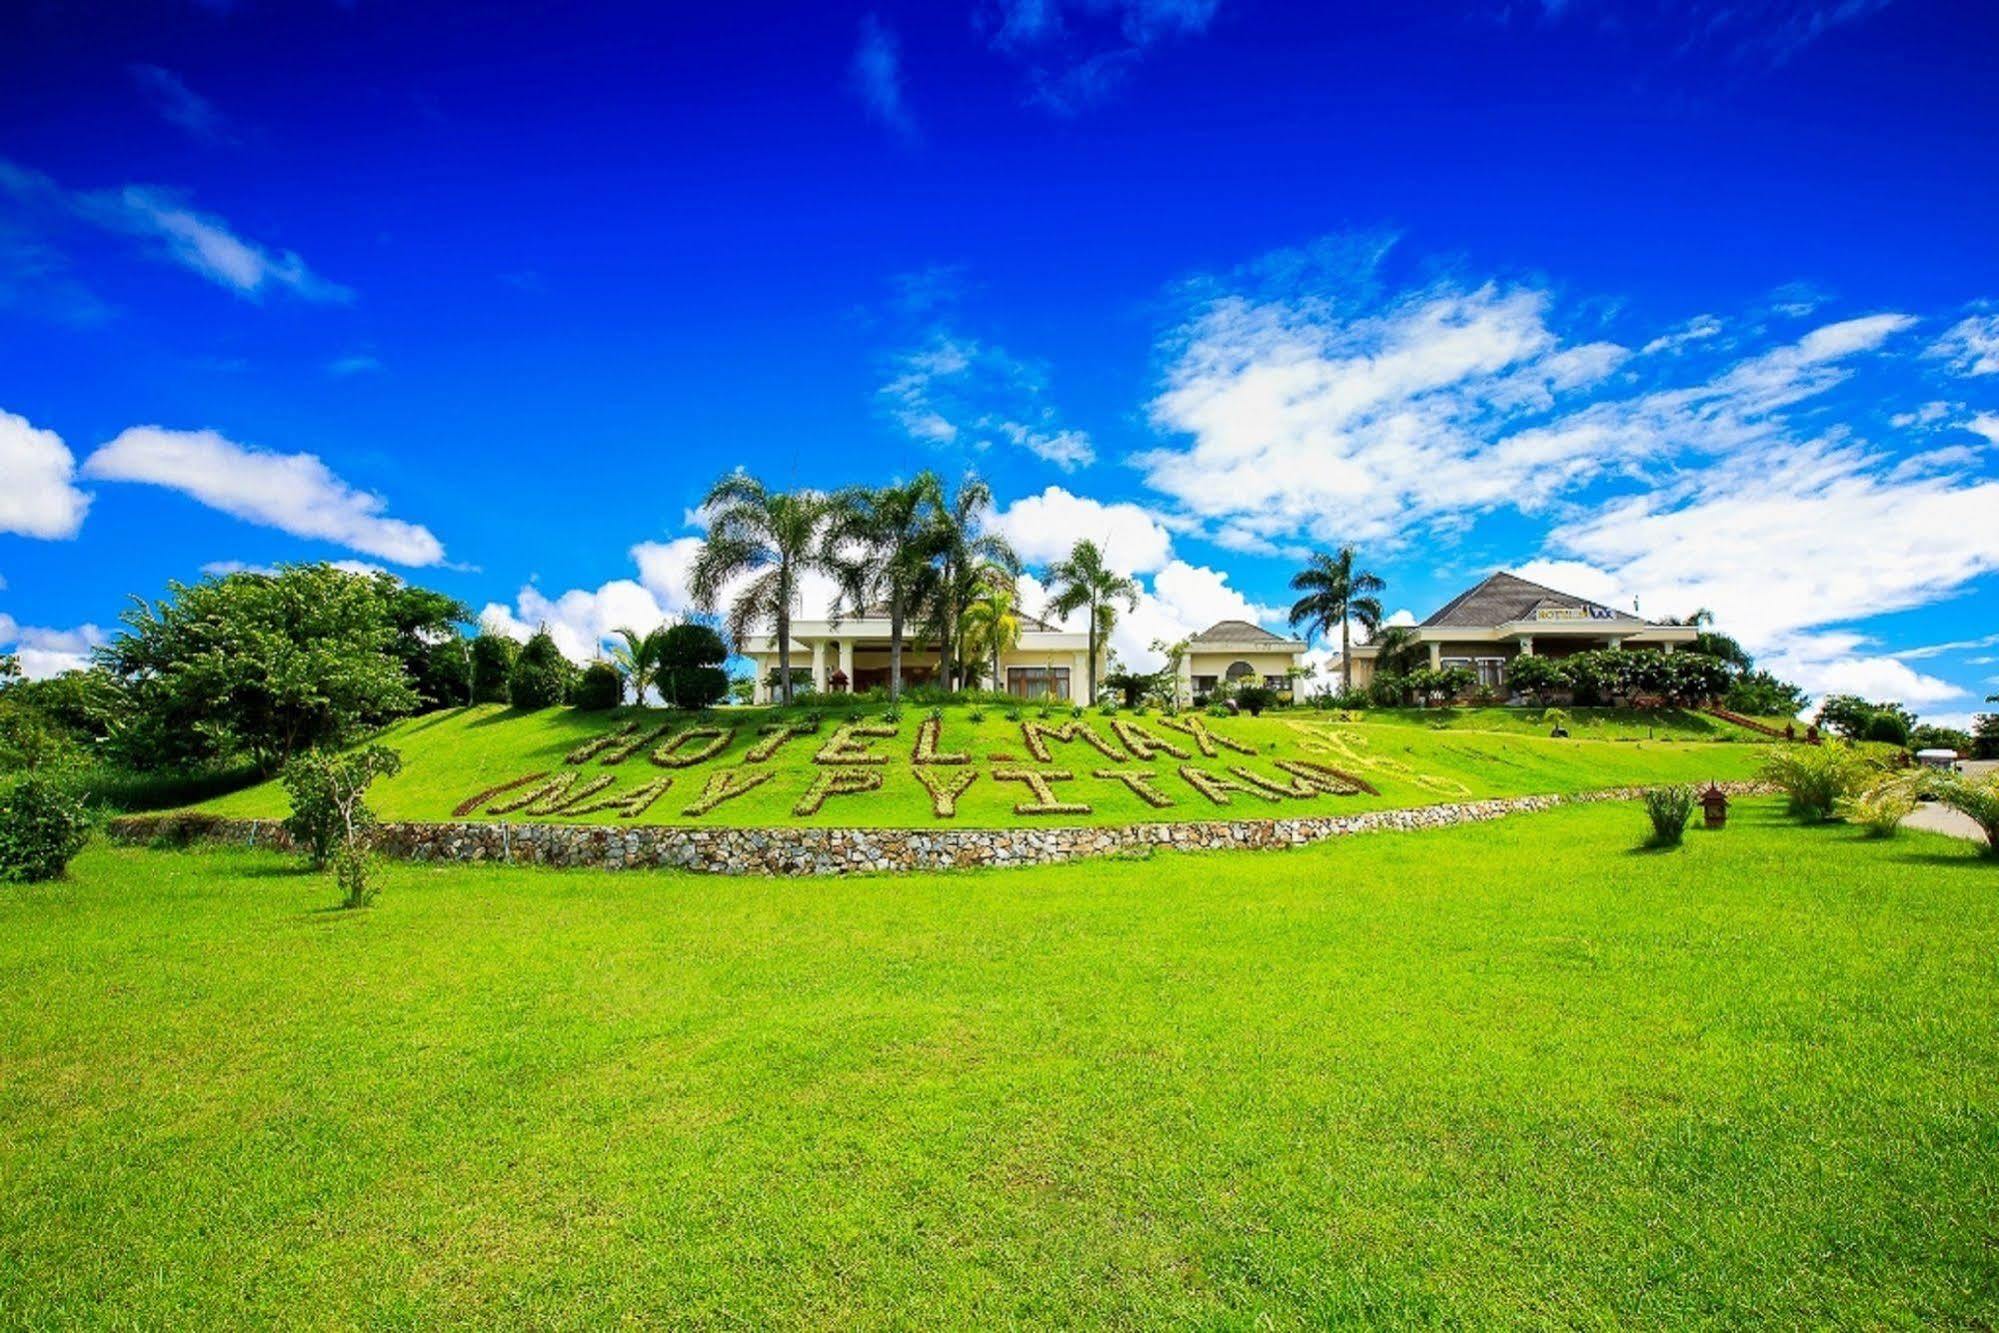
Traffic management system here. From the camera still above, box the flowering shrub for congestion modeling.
[912,715,970,765]
[1022,720,1124,763]
[1111,718,1190,761]
[1095,768,1173,808]
[682,769,775,816]
[992,768,1091,815]
[601,724,671,765]
[1178,766,1280,806]
[566,721,638,765]
[649,727,732,769]
[793,768,883,816]
[452,771,548,818]
[815,722,898,766]
[568,777,673,819]
[747,721,819,763]
[913,767,977,817]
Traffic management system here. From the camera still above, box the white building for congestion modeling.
[738,603,1104,703]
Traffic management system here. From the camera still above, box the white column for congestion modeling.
[1518,635,1534,656]
[810,640,827,692]
[1073,651,1090,701]
[1428,642,1442,670]
[837,640,854,691]
[1661,641,1675,655]
[1177,654,1194,706]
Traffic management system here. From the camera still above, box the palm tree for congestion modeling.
[959,566,1021,693]
[1366,623,1426,681]
[922,474,1017,692]
[1044,538,1138,705]
[825,473,945,701]
[688,473,830,706]
[1288,546,1385,693]
[607,625,670,707]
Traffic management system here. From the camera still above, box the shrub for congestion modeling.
[1838,776,1918,838]
[572,661,623,711]
[1643,786,1695,847]
[507,629,575,710]
[1542,707,1571,737]
[1862,711,1911,746]
[656,623,729,709]
[1908,724,1973,755]
[280,744,403,874]
[1725,669,1808,718]
[469,631,517,704]
[0,771,92,883]
[1367,673,1407,707]
[1234,685,1277,716]
[1921,771,1999,858]
[1505,654,1569,703]
[1760,744,1875,823]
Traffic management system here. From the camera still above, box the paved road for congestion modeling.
[1902,759,1994,846]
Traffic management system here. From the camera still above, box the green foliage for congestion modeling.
[281,744,404,871]
[1921,771,1999,858]
[1100,669,1157,708]
[1504,654,1569,701]
[572,662,624,711]
[1974,712,1999,761]
[1908,724,1973,755]
[0,770,92,882]
[656,622,729,709]
[506,629,574,710]
[469,631,517,704]
[1862,711,1911,746]
[1724,670,1807,719]
[1815,693,1915,741]
[1642,785,1694,847]
[1838,776,1918,838]
[380,581,473,710]
[1760,744,1876,823]
[1234,685,1278,717]
[1287,546,1384,692]
[99,564,421,773]
[1367,672,1408,707]
[1542,707,1571,736]
[1043,538,1139,706]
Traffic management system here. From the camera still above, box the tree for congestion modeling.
[375,576,472,712]
[98,564,417,773]
[1288,546,1385,694]
[689,473,832,707]
[608,625,668,706]
[507,628,574,709]
[572,661,624,710]
[1816,694,1913,741]
[1724,669,1808,718]
[1044,538,1138,705]
[0,771,90,883]
[656,622,729,709]
[826,473,945,702]
[1662,608,1754,673]
[1100,669,1157,708]
[959,567,1022,694]
[922,474,1017,692]
[469,629,517,705]
[280,743,402,906]
[1365,623,1427,681]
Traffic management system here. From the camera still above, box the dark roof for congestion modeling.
[1189,619,1297,645]
[1421,572,1643,629]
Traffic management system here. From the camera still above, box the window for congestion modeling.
[1192,675,1218,695]
[1475,658,1506,689]
[1263,675,1287,690]
[1224,660,1255,680]
[1006,666,1071,700]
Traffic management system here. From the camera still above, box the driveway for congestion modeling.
[1902,759,1994,846]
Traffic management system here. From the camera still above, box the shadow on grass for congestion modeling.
[1892,849,1998,870]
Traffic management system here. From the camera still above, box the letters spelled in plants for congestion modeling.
[649,727,732,769]
[600,724,671,765]
[1159,715,1256,758]
[746,721,819,763]
[1021,719,1125,764]
[1273,760,1377,796]
[567,777,673,819]
[794,768,884,816]
[565,721,638,765]
[913,767,978,817]
[1094,768,1173,808]
[452,771,548,818]
[487,772,577,815]
[1179,766,1281,806]
[682,768,775,817]
[912,715,970,765]
[993,767,1091,815]
[1226,763,1368,800]
[1111,718,1189,761]
[816,722,898,766]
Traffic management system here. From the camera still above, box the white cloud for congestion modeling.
[480,578,670,664]
[1968,413,1999,448]
[1929,313,1999,376]
[881,332,1094,468]
[1511,558,1630,610]
[0,616,107,679]
[1761,633,1965,709]
[991,486,1175,574]
[1015,558,1274,673]
[0,408,90,539]
[129,65,231,144]
[82,426,445,566]
[1641,313,1722,355]
[851,14,916,138]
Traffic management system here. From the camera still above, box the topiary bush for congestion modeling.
[1234,685,1277,717]
[469,631,517,705]
[1862,710,1911,746]
[572,661,623,711]
[656,623,729,710]
[0,771,91,883]
[507,629,575,710]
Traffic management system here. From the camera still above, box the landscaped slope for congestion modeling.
[199,703,1774,828]
[4,800,1994,1325]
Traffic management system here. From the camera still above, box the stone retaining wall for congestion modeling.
[109,782,1771,878]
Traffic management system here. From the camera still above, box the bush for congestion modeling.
[572,661,623,711]
[657,623,730,709]
[1921,771,1999,858]
[1725,670,1808,718]
[1643,785,1694,847]
[1861,711,1911,746]
[1367,673,1407,707]
[470,632,517,704]
[1760,744,1875,823]
[1838,776,1918,838]
[281,744,403,873]
[1505,654,1569,703]
[0,771,92,883]
[507,629,575,710]
[1909,724,1973,755]
[1234,685,1277,716]
[1542,707,1571,737]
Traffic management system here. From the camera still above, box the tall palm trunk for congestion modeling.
[776,603,794,705]
[1085,610,1098,703]
[889,602,904,701]
[939,559,957,692]
[992,642,1002,695]
[1341,615,1352,692]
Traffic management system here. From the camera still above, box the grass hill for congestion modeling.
[202,703,1774,829]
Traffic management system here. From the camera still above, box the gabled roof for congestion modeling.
[1421,571,1643,629]
[1188,619,1299,645]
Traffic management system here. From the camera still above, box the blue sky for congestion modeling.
[4,0,1998,723]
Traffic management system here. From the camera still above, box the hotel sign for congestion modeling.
[1534,605,1618,622]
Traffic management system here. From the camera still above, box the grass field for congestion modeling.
[5,797,1996,1326]
[200,703,1774,829]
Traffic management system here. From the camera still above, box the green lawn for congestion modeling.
[5,798,1995,1326]
[200,703,1774,829]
